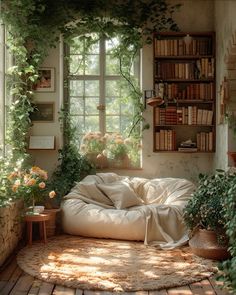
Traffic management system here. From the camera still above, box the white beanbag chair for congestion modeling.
[61,173,195,249]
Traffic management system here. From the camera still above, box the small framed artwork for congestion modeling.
[35,67,55,92]
[29,136,55,150]
[31,102,54,122]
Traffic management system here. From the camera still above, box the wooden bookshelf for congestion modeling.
[153,31,215,153]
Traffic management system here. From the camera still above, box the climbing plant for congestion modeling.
[0,0,180,204]
[1,0,179,159]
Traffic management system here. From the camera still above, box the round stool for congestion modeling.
[25,213,50,246]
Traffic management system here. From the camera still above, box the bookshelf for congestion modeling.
[153,32,215,153]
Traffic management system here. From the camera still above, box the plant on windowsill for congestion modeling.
[183,170,233,260]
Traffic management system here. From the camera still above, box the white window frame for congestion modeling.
[67,35,139,142]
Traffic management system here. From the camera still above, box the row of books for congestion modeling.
[155,58,214,80]
[154,83,214,101]
[155,131,213,152]
[155,129,176,151]
[197,132,214,152]
[154,38,213,57]
[155,106,214,126]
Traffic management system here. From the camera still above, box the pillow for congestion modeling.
[73,181,113,206]
[97,181,143,209]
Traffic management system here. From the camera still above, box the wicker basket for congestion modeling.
[43,209,61,237]
[189,229,230,261]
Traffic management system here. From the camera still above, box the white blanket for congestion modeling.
[61,173,195,249]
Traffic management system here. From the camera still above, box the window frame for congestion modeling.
[65,35,139,144]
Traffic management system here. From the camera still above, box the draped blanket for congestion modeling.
[61,173,195,249]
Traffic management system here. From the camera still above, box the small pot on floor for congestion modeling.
[189,229,230,261]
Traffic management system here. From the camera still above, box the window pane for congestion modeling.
[106,116,120,132]
[85,55,99,75]
[106,55,120,75]
[71,115,85,132]
[106,37,120,53]
[106,97,119,115]
[69,55,83,75]
[121,116,133,135]
[85,97,99,114]
[70,80,83,96]
[105,80,120,97]
[70,98,84,115]
[85,116,99,132]
[121,100,133,115]
[85,80,99,96]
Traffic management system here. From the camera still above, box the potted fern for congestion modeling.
[183,170,233,260]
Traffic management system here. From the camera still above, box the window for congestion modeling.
[0,22,5,155]
[65,33,141,168]
[0,22,12,157]
[66,34,139,145]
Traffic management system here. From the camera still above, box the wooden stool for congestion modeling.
[25,213,50,246]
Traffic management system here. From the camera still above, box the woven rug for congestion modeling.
[17,235,217,292]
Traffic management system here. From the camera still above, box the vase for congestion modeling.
[189,229,230,260]
[43,208,61,237]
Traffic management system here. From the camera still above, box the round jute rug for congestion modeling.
[17,235,218,292]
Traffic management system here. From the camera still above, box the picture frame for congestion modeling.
[28,136,55,150]
[30,102,54,122]
[35,67,55,92]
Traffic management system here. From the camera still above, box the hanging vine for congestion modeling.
[1,0,179,163]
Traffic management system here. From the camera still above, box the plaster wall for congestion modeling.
[30,0,215,182]
[214,0,236,169]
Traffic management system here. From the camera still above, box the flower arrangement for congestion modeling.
[104,133,128,160]
[80,132,141,168]
[7,166,56,213]
[80,132,105,154]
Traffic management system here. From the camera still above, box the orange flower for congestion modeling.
[49,190,56,198]
[8,171,18,180]
[25,178,36,186]
[38,182,46,189]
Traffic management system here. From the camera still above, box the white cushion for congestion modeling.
[72,181,113,206]
[97,181,143,209]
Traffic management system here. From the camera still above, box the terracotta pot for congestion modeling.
[189,229,230,261]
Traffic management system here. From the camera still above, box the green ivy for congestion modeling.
[0,0,180,206]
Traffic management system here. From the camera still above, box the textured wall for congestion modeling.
[0,200,24,266]
[214,0,236,170]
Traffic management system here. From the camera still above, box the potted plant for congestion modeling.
[183,170,233,260]
[7,166,56,214]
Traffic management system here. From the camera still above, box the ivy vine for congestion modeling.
[1,0,179,162]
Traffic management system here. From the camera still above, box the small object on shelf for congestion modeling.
[180,139,197,148]
[178,147,198,152]
[147,96,165,107]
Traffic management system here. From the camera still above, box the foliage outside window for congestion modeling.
[66,34,142,168]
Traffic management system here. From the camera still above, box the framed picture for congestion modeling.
[29,136,55,150]
[35,67,55,92]
[31,102,54,122]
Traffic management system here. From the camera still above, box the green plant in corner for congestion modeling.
[218,173,236,293]
[183,170,234,245]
